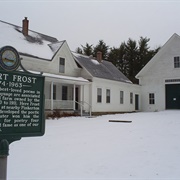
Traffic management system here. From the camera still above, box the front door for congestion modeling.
[166,84,180,109]
[135,94,139,111]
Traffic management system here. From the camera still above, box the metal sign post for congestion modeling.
[0,139,9,180]
[0,46,45,179]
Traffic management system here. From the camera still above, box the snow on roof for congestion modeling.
[43,72,89,83]
[23,70,89,83]
[0,20,63,60]
[91,59,100,65]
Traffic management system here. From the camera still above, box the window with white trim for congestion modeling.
[120,91,124,104]
[130,92,133,104]
[97,88,102,103]
[59,57,65,73]
[106,89,110,103]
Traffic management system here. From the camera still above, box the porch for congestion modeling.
[45,99,92,116]
[43,72,91,116]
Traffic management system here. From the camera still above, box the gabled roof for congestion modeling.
[0,20,64,60]
[136,33,180,78]
[73,52,132,83]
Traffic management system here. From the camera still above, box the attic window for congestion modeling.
[174,56,180,68]
[59,57,65,73]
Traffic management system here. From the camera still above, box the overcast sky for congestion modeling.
[0,0,180,51]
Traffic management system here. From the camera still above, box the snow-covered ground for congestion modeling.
[8,110,180,180]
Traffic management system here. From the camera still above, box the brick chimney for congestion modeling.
[96,51,102,62]
[22,17,29,36]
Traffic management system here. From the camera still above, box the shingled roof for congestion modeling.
[73,52,132,83]
[0,19,64,60]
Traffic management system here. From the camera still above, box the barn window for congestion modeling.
[174,56,180,68]
[149,93,155,104]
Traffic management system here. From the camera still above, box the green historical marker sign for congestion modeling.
[0,46,45,139]
[0,70,45,138]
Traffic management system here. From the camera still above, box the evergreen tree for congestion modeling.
[82,43,93,56]
[107,42,128,76]
[136,37,151,75]
[124,38,138,83]
[93,40,109,60]
[75,47,83,54]
[75,43,93,56]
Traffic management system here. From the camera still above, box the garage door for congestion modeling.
[165,84,180,109]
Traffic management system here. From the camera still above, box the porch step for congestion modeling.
[74,110,91,117]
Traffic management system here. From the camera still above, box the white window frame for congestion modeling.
[106,89,110,103]
[120,91,124,104]
[97,88,102,103]
[59,57,65,73]
[130,92,133,104]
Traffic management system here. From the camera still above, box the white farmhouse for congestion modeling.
[136,33,180,112]
[73,52,141,114]
[0,18,141,116]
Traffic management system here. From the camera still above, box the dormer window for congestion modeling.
[174,56,180,68]
[59,57,65,73]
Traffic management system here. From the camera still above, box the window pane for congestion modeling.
[130,92,133,104]
[53,85,56,100]
[120,91,124,104]
[62,86,68,100]
[106,89,110,103]
[149,93,155,104]
[174,57,180,68]
[60,58,65,65]
[97,88,102,103]
[59,58,65,73]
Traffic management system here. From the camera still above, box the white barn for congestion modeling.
[0,18,141,116]
[136,33,180,112]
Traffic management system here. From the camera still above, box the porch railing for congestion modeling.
[45,99,92,117]
[74,100,92,117]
